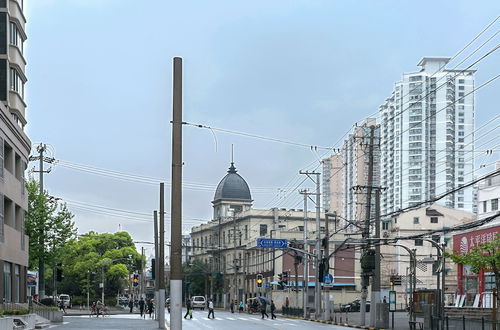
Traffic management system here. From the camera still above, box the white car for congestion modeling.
[191,296,206,310]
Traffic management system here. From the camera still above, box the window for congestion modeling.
[9,67,24,98]
[430,217,438,223]
[414,239,423,246]
[485,273,496,291]
[245,225,248,240]
[413,217,419,224]
[458,79,465,84]
[382,222,389,230]
[459,86,464,90]
[9,22,23,52]
[259,224,267,236]
[3,262,11,302]
[492,199,499,211]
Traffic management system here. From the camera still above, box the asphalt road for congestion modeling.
[167,309,353,330]
[50,309,354,330]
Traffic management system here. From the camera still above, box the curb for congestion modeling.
[279,314,385,330]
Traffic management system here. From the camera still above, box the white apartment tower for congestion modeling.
[379,57,475,215]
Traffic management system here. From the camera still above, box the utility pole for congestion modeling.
[158,183,166,329]
[29,143,52,299]
[370,188,381,327]
[170,56,183,330]
[360,125,376,326]
[300,171,321,319]
[141,247,145,298]
[300,189,309,319]
[154,211,159,320]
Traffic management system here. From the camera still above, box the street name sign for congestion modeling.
[256,238,288,249]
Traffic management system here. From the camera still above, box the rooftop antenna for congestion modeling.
[231,144,234,164]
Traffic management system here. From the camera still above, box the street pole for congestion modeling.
[101,264,105,304]
[361,125,376,326]
[441,242,446,330]
[170,56,183,330]
[154,210,159,320]
[301,190,309,318]
[314,173,321,320]
[141,247,145,298]
[158,183,166,329]
[87,271,90,309]
[370,189,381,327]
[37,144,46,299]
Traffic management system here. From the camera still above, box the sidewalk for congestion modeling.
[329,311,417,330]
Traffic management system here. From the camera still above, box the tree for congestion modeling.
[448,234,500,305]
[25,178,77,293]
[56,231,143,304]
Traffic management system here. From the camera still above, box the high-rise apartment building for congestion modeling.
[379,57,475,215]
[322,118,380,232]
[0,0,30,304]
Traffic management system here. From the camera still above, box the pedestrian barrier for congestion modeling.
[281,306,303,317]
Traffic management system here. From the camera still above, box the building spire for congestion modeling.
[228,144,237,173]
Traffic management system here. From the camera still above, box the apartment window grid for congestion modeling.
[9,22,24,52]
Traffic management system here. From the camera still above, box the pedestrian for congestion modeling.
[128,299,134,313]
[95,300,103,317]
[383,296,387,304]
[184,298,192,319]
[59,299,66,315]
[147,299,154,318]
[207,299,215,319]
[239,300,244,313]
[270,300,276,319]
[138,297,145,318]
[260,300,269,319]
[285,297,289,308]
[230,299,234,313]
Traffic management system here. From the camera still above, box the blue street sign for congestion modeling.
[323,274,334,284]
[256,238,288,249]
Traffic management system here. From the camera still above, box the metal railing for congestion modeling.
[281,306,303,317]
[431,315,500,330]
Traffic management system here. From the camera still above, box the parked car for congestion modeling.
[191,296,206,310]
[341,299,370,312]
[58,294,71,309]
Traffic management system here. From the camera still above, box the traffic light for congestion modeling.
[390,275,402,286]
[151,258,155,280]
[282,271,289,286]
[133,274,139,287]
[277,273,283,289]
[256,274,263,287]
[56,267,63,282]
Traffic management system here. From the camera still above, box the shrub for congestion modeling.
[1,308,30,315]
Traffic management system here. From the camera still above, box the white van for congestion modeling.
[58,294,71,308]
[191,296,206,310]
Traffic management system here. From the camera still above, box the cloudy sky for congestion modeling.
[24,1,500,256]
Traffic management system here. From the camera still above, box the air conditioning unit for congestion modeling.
[383,231,390,238]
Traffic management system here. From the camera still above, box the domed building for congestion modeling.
[189,162,344,310]
[212,162,253,220]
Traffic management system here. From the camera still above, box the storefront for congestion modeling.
[453,224,500,306]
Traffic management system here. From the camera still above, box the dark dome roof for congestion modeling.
[213,163,252,202]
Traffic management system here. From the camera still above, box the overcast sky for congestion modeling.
[23,1,500,257]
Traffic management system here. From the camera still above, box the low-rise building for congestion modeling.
[380,204,474,306]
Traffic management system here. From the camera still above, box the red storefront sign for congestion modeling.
[453,225,500,254]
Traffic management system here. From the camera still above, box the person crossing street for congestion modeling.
[271,300,277,319]
[184,298,193,319]
[138,297,145,318]
[207,299,215,319]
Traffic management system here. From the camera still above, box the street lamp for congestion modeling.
[101,255,133,304]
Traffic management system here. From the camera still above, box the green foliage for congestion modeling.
[0,309,30,316]
[55,231,143,301]
[25,178,77,270]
